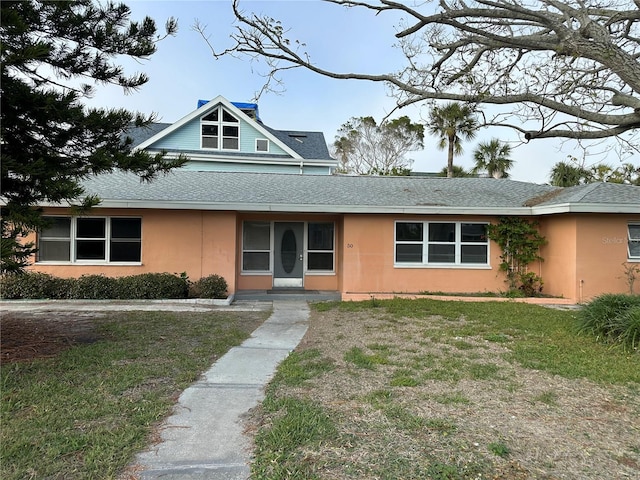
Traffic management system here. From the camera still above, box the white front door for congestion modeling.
[273,222,304,288]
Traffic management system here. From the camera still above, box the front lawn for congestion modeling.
[250,299,640,480]
[1,309,268,479]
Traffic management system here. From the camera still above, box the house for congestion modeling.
[27,96,640,303]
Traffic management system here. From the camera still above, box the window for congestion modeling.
[256,138,269,152]
[38,217,141,263]
[201,106,239,150]
[395,221,488,266]
[242,221,271,271]
[38,217,71,261]
[308,222,334,271]
[629,224,640,260]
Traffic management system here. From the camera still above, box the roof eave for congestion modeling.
[532,203,640,215]
[37,200,534,215]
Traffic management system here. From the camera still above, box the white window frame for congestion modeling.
[241,221,272,274]
[200,106,240,151]
[37,216,142,265]
[394,221,490,268]
[307,222,335,274]
[628,223,640,261]
[255,138,269,152]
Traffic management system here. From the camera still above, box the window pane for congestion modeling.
[112,218,141,239]
[396,244,422,263]
[308,252,333,270]
[76,240,105,260]
[223,125,238,136]
[308,223,334,250]
[629,225,640,240]
[396,222,423,241]
[461,223,487,242]
[110,241,141,262]
[202,125,218,135]
[42,217,70,237]
[243,222,270,250]
[77,218,105,238]
[222,109,238,122]
[39,240,70,261]
[461,245,488,263]
[243,252,270,271]
[429,223,455,242]
[202,136,218,148]
[629,241,640,258]
[428,244,455,263]
[202,110,218,122]
[222,137,239,149]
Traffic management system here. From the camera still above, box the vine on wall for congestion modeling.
[487,217,547,296]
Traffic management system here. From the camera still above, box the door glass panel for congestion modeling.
[281,228,297,274]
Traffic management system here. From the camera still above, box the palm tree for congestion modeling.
[427,102,478,178]
[549,161,590,186]
[472,139,514,179]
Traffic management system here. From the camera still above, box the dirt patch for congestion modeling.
[252,308,640,479]
[1,312,106,364]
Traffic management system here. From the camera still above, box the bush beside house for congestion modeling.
[578,294,640,352]
[0,273,228,300]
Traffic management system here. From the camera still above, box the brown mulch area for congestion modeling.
[1,312,106,364]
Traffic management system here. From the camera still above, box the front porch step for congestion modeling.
[233,290,341,302]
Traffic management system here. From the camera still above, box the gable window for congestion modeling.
[629,224,640,260]
[38,216,141,263]
[395,221,489,266]
[201,106,239,150]
[256,138,269,152]
[308,222,334,271]
[242,221,271,272]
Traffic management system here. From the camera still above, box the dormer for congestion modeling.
[132,95,338,174]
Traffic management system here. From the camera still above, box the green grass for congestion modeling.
[1,310,267,480]
[322,298,640,384]
[252,348,338,480]
[344,345,390,369]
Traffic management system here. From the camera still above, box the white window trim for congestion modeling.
[200,106,240,151]
[241,221,273,274]
[255,138,269,153]
[628,223,640,261]
[307,222,336,274]
[37,216,142,265]
[394,220,490,268]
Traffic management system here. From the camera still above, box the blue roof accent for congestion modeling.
[197,99,260,121]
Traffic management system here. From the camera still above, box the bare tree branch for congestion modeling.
[198,0,640,149]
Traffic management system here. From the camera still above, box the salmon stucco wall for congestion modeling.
[28,209,238,293]
[574,214,638,302]
[539,216,578,301]
[341,214,505,295]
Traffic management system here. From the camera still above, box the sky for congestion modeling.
[84,0,637,184]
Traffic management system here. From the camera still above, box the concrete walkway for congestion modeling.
[130,300,310,479]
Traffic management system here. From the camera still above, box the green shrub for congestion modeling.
[578,294,640,351]
[611,306,640,351]
[115,273,188,299]
[0,272,73,299]
[190,274,228,299]
[70,274,118,299]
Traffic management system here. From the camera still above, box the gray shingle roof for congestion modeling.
[75,171,639,214]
